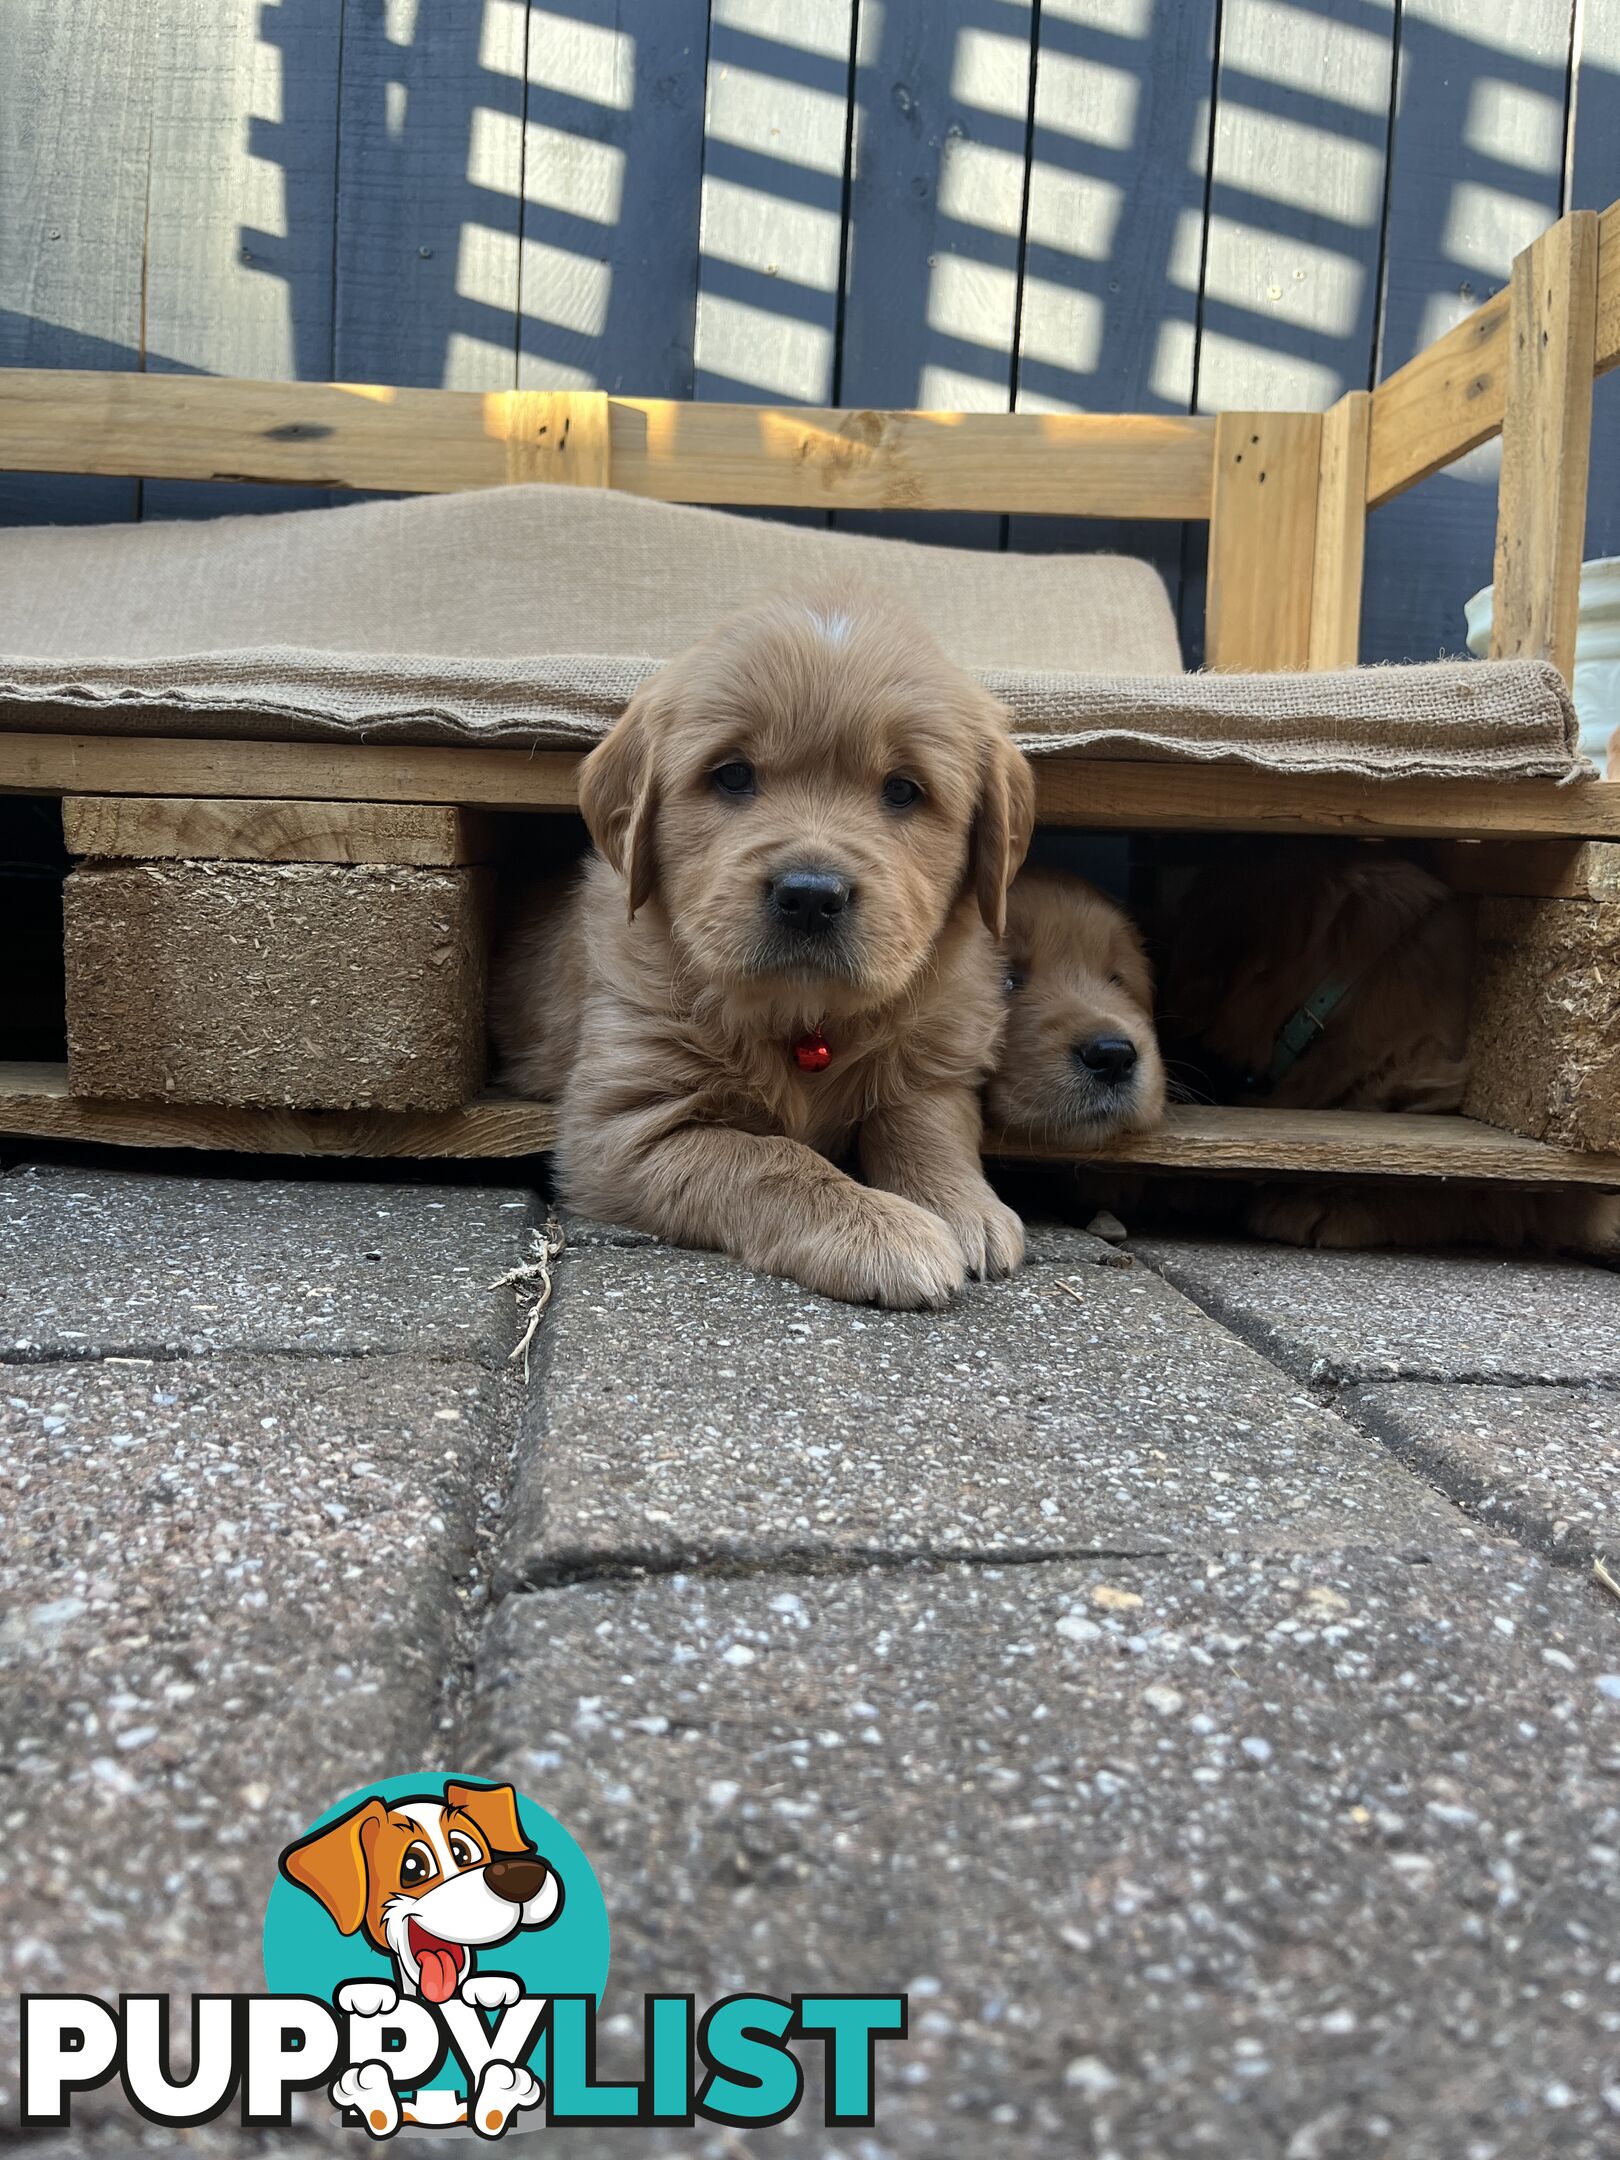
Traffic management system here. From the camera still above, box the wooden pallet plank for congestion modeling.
[0,0,151,528]
[1489,213,1600,684]
[0,1065,557,1160]
[1367,286,1512,506]
[519,0,710,397]
[1308,390,1371,668]
[334,0,523,390]
[61,797,497,867]
[0,371,1217,514]
[142,0,343,521]
[1571,25,1620,597]
[1010,0,1216,619]
[7,733,1620,839]
[1361,0,1575,664]
[3,1061,1613,1182]
[836,0,1031,549]
[694,0,855,405]
[1205,410,1323,669]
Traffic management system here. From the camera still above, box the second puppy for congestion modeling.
[492,589,1034,1308]
[986,867,1166,1144]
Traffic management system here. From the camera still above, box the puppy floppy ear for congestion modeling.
[279,1797,388,1935]
[969,719,1035,941]
[578,680,666,920]
[444,1780,534,1859]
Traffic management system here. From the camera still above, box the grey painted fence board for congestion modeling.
[0,0,151,526]
[1362,0,1574,665]
[1010,0,1218,642]
[143,0,343,519]
[694,0,855,405]
[334,0,525,390]
[1571,3,1620,573]
[518,0,711,397]
[836,0,1032,549]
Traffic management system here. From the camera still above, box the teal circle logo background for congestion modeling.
[263,1773,610,2099]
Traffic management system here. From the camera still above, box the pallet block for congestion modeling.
[1464,883,1620,1154]
[64,860,490,1111]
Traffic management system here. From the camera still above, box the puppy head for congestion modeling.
[578,587,1034,1019]
[280,1782,562,2003]
[986,868,1166,1140]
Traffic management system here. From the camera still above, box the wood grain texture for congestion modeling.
[1489,213,1599,684]
[334,0,523,390]
[0,0,151,528]
[517,0,710,396]
[695,0,855,404]
[1205,411,1323,669]
[10,734,1620,839]
[1432,839,1620,899]
[0,370,1217,514]
[0,1064,558,1159]
[1367,286,1512,505]
[991,1104,1620,1185]
[504,391,612,485]
[1601,199,1620,376]
[62,796,496,866]
[1308,391,1371,668]
[1361,0,1575,665]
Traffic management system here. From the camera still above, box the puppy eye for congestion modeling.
[881,775,923,811]
[1003,970,1024,994]
[400,1842,436,1887]
[447,1832,482,1870]
[1108,972,1126,990]
[713,759,756,797]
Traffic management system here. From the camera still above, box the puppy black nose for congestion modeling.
[485,1857,547,1906]
[771,869,850,934]
[1075,1036,1138,1083]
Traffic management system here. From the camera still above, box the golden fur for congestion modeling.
[492,589,1035,1306]
[1163,844,1619,1256]
[986,868,1166,1142]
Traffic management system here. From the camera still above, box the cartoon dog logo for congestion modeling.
[280,1780,565,2133]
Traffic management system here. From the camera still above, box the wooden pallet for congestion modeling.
[3,198,1619,1171]
[5,1064,1618,1185]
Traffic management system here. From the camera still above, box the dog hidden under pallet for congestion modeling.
[1,204,1618,1214]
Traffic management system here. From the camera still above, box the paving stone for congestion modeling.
[466,1551,1620,2159]
[1132,1235,1620,1385]
[1,1164,536,1358]
[499,1243,1465,1583]
[0,1353,508,2123]
[1349,1380,1620,1562]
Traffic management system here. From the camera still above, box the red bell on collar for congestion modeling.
[792,1026,832,1073]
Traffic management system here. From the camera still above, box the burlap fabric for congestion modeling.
[0,486,1587,780]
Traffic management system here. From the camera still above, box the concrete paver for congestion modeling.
[466,1550,1620,2159]
[1348,1379,1620,1562]
[498,1240,1467,1583]
[0,1165,536,1358]
[1131,1235,1620,1384]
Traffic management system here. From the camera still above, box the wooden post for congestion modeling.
[1205,411,1322,670]
[1307,391,1370,669]
[1489,211,1599,684]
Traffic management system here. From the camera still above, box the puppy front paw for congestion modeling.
[812,1190,967,1309]
[460,1972,523,2010]
[472,2061,543,2138]
[937,1187,1025,1281]
[1247,1187,1381,1250]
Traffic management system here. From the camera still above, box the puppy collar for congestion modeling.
[791,1025,832,1073]
[1249,975,1354,1092]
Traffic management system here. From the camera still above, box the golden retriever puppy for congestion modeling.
[1162,843,1619,1257]
[986,868,1166,1144]
[492,589,1035,1307]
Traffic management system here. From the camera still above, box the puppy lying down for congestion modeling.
[493,589,1034,1308]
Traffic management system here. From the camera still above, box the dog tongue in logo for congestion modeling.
[409,1921,463,2004]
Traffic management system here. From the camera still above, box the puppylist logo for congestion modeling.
[19,1773,907,2138]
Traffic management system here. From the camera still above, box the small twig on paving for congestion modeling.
[1594,1556,1620,1605]
[1054,1278,1087,1307]
[488,1215,567,1381]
